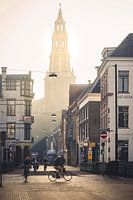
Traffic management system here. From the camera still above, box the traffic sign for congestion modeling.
[100,130,107,139]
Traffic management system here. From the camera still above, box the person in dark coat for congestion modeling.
[43,156,48,171]
[54,155,65,171]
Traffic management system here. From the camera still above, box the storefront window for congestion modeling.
[118,140,128,162]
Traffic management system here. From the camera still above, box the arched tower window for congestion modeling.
[56,41,59,47]
[60,25,63,31]
[57,25,60,31]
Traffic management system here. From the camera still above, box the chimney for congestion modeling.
[2,67,7,81]
[29,71,31,79]
[95,66,100,76]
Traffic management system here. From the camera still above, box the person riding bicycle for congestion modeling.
[54,155,65,172]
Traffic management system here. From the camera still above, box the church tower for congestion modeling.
[45,4,75,113]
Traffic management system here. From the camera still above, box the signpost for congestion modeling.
[99,129,108,175]
[100,128,111,139]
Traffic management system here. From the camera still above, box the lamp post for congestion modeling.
[0,143,2,187]
[114,64,118,162]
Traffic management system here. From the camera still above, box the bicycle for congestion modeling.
[23,164,30,183]
[48,166,72,182]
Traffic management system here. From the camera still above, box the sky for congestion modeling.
[0,0,133,99]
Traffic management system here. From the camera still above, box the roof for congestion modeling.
[110,33,133,57]
[6,74,30,80]
[69,84,88,106]
[89,76,100,93]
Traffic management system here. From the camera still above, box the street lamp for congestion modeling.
[52,119,56,123]
[49,72,57,77]
[51,113,56,117]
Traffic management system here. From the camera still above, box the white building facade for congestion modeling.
[99,34,133,162]
[0,67,34,166]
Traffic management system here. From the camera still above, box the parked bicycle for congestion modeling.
[48,166,72,182]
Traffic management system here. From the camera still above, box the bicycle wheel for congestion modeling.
[48,171,57,182]
[63,171,72,181]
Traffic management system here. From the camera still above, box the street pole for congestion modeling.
[0,144,2,187]
[101,142,105,175]
[115,64,118,162]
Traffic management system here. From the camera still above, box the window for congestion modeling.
[7,123,15,139]
[7,100,15,116]
[60,25,63,31]
[56,40,59,47]
[25,101,31,116]
[24,124,30,140]
[57,25,59,30]
[21,80,33,97]
[118,106,128,128]
[118,140,128,162]
[118,71,129,93]
[6,80,16,90]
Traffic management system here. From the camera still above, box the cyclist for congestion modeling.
[48,155,72,182]
[54,155,65,174]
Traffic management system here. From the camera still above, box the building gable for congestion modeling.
[111,33,133,57]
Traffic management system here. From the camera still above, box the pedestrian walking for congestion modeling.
[43,156,48,171]
[23,156,32,182]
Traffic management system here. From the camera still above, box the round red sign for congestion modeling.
[100,132,107,139]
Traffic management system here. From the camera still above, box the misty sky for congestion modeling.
[0,0,133,99]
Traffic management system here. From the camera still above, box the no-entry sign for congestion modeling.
[100,130,107,139]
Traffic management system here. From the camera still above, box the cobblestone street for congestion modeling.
[0,166,133,200]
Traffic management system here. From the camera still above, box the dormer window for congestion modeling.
[6,80,16,90]
[21,80,33,97]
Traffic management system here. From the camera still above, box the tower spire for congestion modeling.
[44,5,75,112]
[57,3,63,21]
[59,3,62,16]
